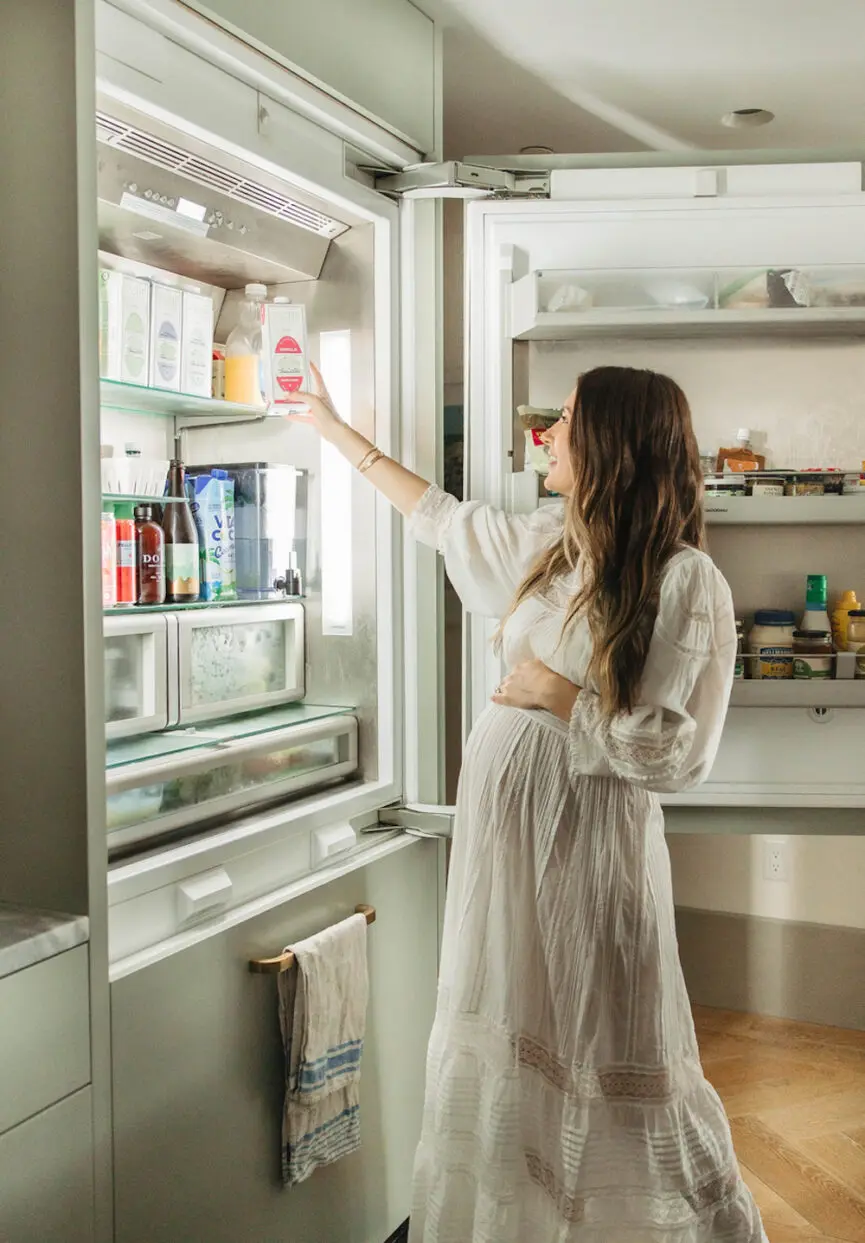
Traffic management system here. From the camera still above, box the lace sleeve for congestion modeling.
[567,553,736,793]
[408,485,564,618]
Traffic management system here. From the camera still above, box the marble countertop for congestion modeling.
[0,903,89,980]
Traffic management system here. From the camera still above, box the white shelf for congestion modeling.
[730,682,865,708]
[512,306,865,342]
[705,495,865,525]
[510,266,865,341]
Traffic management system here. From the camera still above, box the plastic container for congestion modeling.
[792,630,833,680]
[831,589,861,650]
[749,610,795,680]
[224,284,266,406]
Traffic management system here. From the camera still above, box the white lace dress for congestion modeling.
[406,486,766,1243]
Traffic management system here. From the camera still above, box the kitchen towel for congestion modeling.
[278,911,370,1186]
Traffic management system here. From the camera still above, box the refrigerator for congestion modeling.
[14,1,865,1239]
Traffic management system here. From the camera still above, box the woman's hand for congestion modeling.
[492,659,581,722]
[287,362,345,443]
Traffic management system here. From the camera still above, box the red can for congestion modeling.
[114,504,137,606]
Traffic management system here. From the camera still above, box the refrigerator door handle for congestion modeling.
[372,803,455,840]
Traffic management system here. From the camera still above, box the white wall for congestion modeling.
[668,834,865,930]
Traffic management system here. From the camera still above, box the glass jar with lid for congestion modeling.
[748,610,795,679]
[846,610,865,679]
[792,630,833,680]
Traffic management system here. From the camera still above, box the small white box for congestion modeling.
[149,283,183,392]
[99,270,151,385]
[181,290,214,397]
[262,302,309,405]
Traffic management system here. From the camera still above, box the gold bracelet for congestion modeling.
[357,447,385,475]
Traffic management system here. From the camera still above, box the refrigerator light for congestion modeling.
[320,330,354,636]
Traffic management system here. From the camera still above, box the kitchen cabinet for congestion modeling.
[0,1089,95,1243]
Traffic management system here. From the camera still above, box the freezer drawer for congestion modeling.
[177,603,305,724]
[104,614,173,739]
[111,841,440,1243]
[106,714,358,851]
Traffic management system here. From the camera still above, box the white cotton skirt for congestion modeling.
[408,705,767,1243]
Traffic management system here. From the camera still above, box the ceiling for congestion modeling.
[432,0,865,159]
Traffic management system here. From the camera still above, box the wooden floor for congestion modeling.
[695,1006,865,1242]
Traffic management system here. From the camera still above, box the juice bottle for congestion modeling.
[135,505,166,606]
[224,284,266,406]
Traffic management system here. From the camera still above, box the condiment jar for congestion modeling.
[832,589,861,650]
[734,621,745,680]
[749,610,795,680]
[792,630,833,680]
[846,610,865,679]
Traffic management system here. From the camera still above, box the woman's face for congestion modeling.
[541,388,577,496]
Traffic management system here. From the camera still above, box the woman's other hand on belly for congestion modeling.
[492,659,581,722]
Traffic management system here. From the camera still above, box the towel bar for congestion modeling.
[248,904,376,974]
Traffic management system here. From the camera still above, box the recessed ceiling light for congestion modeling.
[721,108,775,129]
[519,145,554,155]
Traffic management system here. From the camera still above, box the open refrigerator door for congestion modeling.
[83,2,451,1238]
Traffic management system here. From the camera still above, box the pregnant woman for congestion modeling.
[294,364,765,1241]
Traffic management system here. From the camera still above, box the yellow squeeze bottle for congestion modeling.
[832,589,861,649]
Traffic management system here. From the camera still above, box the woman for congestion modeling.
[295,364,766,1241]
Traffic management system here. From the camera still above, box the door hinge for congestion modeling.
[374,161,549,200]
[362,803,455,840]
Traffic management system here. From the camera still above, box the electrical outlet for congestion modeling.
[763,838,790,883]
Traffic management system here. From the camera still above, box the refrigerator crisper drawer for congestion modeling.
[177,603,305,724]
[104,614,173,740]
[106,715,358,851]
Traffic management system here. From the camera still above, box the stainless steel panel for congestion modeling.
[176,603,305,724]
[0,947,91,1133]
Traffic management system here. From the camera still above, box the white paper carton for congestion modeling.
[149,283,183,391]
[181,290,214,397]
[262,302,309,405]
[99,271,151,384]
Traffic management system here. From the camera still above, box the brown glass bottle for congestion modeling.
[134,505,166,605]
[163,460,201,604]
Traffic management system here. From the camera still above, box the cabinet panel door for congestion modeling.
[111,840,441,1243]
[0,1088,94,1243]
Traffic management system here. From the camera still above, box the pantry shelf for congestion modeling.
[705,496,865,525]
[106,703,357,771]
[730,682,865,708]
[99,379,283,423]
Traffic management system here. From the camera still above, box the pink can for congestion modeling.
[101,512,117,608]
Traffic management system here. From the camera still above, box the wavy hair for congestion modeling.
[502,366,705,716]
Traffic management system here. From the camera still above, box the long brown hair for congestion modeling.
[503,366,705,716]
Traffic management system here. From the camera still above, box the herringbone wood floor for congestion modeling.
[695,1006,865,1242]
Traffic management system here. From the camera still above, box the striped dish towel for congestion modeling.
[277,911,369,1186]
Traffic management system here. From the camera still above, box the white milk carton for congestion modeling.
[99,270,151,385]
[181,289,214,397]
[262,301,309,405]
[149,283,183,392]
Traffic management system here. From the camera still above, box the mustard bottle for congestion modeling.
[831,589,861,650]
